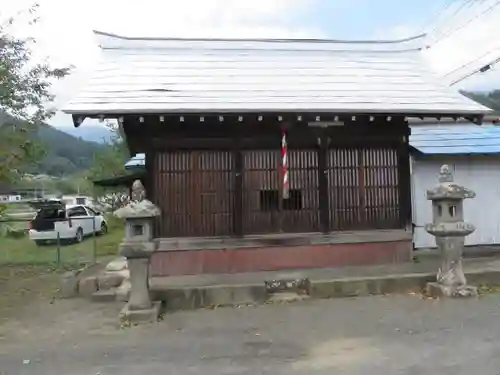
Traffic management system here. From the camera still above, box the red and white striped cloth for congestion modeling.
[281,127,289,199]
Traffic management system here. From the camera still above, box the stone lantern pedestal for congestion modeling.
[425,165,478,298]
[114,180,161,323]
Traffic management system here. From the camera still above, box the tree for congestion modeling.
[460,90,500,112]
[87,121,131,212]
[0,4,70,183]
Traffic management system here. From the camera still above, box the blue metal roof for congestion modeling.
[124,153,145,169]
[410,123,500,156]
[123,123,500,168]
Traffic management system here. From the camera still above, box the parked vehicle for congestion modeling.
[28,200,107,246]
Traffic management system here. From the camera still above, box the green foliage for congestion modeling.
[0,227,124,265]
[88,124,129,188]
[0,113,105,179]
[105,214,125,232]
[0,4,70,183]
[88,125,130,182]
[0,202,31,239]
[86,123,131,211]
[0,116,46,183]
[461,90,500,112]
[0,4,70,121]
[0,204,14,238]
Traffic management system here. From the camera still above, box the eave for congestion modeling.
[71,111,487,128]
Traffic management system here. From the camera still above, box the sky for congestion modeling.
[2,0,500,128]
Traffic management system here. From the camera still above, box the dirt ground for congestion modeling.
[0,266,122,351]
[3,266,500,375]
[0,266,61,321]
[0,250,119,322]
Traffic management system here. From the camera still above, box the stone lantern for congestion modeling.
[425,165,477,298]
[114,179,161,322]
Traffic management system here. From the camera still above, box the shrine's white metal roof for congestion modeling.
[63,31,491,117]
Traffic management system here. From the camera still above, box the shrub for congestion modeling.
[5,227,27,239]
[0,204,12,237]
[105,214,125,232]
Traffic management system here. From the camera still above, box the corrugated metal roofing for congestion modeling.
[410,123,500,155]
[124,153,146,169]
[63,31,490,116]
[123,124,500,168]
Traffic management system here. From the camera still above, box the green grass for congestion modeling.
[0,227,124,266]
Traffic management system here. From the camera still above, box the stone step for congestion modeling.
[266,292,311,304]
[91,289,118,303]
[264,275,311,304]
[264,276,310,294]
[150,265,500,311]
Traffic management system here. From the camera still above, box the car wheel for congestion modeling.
[34,240,45,247]
[75,228,84,243]
[99,222,108,235]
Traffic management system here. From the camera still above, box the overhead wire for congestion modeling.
[429,0,500,46]
[450,54,500,86]
[426,0,500,85]
[422,0,467,37]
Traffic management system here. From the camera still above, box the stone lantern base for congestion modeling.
[119,301,162,324]
[426,282,478,298]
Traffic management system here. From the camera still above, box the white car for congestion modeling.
[28,200,108,246]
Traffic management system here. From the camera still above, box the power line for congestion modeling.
[450,54,500,86]
[423,0,466,37]
[430,0,500,46]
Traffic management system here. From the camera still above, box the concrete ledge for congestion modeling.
[310,273,435,298]
[150,267,500,311]
[152,284,267,310]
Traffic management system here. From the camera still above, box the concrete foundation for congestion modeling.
[151,230,412,276]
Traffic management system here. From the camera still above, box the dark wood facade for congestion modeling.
[123,114,411,239]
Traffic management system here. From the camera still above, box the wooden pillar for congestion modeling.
[318,131,330,233]
[144,151,159,237]
[398,132,412,229]
[191,151,202,236]
[357,149,367,228]
[233,136,243,237]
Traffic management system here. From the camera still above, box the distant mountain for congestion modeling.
[27,124,105,177]
[58,124,115,144]
[0,112,106,177]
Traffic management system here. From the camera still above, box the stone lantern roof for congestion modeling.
[426,165,476,201]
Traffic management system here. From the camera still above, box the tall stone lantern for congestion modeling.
[114,180,161,323]
[425,165,477,298]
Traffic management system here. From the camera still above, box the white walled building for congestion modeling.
[411,123,500,249]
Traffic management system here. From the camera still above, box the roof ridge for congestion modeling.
[93,30,427,46]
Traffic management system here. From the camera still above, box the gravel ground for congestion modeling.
[2,290,500,375]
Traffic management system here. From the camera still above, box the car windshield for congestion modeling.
[85,206,97,215]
